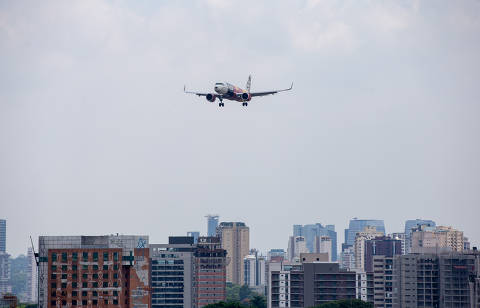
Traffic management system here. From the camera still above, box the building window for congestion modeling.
[82,252,88,261]
[61,283,67,289]
[104,299,108,305]
[82,265,88,270]
[113,300,118,305]
[62,252,67,262]
[82,282,88,288]
[103,282,108,288]
[93,264,98,270]
[92,300,98,305]
[51,282,56,289]
[72,264,77,271]
[113,273,118,279]
[93,273,98,279]
[72,274,77,280]
[103,252,109,261]
[51,265,57,271]
[72,291,78,297]
[103,265,108,270]
[114,264,119,270]
[72,252,78,262]
[51,274,56,279]
[61,265,67,271]
[82,300,87,306]
[93,252,98,261]
[103,273,108,279]
[93,282,98,288]
[92,291,98,297]
[72,282,77,288]
[113,252,118,261]
[72,300,77,306]
[51,253,57,262]
[82,273,88,279]
[61,274,67,279]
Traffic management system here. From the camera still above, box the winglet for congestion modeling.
[184,85,186,93]
[290,82,293,90]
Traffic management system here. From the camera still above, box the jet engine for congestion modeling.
[206,93,216,102]
[241,92,251,101]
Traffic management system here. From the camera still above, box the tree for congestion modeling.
[203,302,247,308]
[249,295,266,308]
[311,299,373,308]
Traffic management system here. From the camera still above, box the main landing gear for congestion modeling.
[219,99,224,107]
[242,102,248,106]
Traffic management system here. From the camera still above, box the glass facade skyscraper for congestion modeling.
[292,223,337,261]
[206,215,219,236]
[344,219,385,247]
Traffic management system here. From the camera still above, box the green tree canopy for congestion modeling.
[310,299,373,308]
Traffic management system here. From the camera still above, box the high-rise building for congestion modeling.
[363,237,401,308]
[410,225,464,253]
[0,253,11,295]
[194,237,227,308]
[244,250,266,289]
[291,224,337,261]
[0,220,5,253]
[389,232,406,255]
[313,236,332,262]
[267,249,285,262]
[364,236,402,272]
[404,219,435,253]
[151,237,195,308]
[216,222,249,284]
[392,251,480,308]
[287,236,308,261]
[354,226,384,271]
[268,260,356,308]
[26,247,37,303]
[187,232,200,244]
[344,218,385,248]
[0,219,10,296]
[340,246,355,270]
[206,215,219,237]
[37,235,150,308]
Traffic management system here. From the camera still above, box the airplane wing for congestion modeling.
[249,82,293,97]
[184,86,209,97]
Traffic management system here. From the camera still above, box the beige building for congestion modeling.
[217,222,250,284]
[354,226,384,271]
[411,225,464,253]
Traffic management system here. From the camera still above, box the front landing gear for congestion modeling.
[219,102,224,107]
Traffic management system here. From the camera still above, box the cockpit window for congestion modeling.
[215,83,224,86]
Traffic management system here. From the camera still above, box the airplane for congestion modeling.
[184,75,293,107]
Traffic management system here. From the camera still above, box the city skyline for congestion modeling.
[1,216,477,259]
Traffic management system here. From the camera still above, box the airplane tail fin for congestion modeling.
[246,75,251,93]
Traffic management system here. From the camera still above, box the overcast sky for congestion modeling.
[1,0,479,257]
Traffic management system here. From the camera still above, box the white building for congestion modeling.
[313,236,332,261]
[26,247,37,302]
[287,236,308,261]
[244,251,266,291]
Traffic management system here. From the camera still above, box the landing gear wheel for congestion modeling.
[219,102,224,107]
[245,102,248,106]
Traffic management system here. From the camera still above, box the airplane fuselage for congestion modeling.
[214,82,251,102]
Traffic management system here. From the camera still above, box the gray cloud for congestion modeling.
[1,0,479,256]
